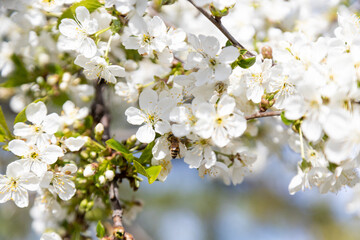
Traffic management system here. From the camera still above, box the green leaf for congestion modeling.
[14,97,47,124]
[0,106,11,138]
[134,160,162,184]
[237,56,256,69]
[0,55,30,88]
[96,221,105,238]
[106,138,129,154]
[146,165,162,184]
[280,112,294,126]
[57,0,103,28]
[106,138,135,162]
[133,160,148,177]
[138,141,155,164]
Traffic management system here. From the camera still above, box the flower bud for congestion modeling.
[84,163,98,177]
[62,72,71,83]
[105,170,115,181]
[261,46,273,60]
[95,123,104,135]
[99,175,106,184]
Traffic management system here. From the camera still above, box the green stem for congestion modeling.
[94,26,111,38]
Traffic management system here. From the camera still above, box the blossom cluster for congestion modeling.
[1,0,360,238]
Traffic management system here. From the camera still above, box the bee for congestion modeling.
[168,134,180,159]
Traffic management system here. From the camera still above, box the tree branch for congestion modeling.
[245,111,281,120]
[187,0,255,57]
[91,79,134,239]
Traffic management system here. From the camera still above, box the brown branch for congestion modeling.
[245,111,281,120]
[91,79,134,239]
[187,0,255,57]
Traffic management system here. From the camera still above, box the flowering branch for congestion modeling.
[245,111,281,120]
[187,0,255,57]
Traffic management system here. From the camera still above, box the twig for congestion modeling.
[187,0,255,57]
[245,111,281,120]
[91,79,134,239]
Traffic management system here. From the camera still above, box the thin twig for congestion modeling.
[245,111,281,120]
[187,0,255,57]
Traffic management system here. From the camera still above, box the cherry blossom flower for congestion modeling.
[194,95,247,147]
[40,164,77,201]
[8,139,64,176]
[13,101,60,146]
[59,6,98,58]
[185,34,239,86]
[74,55,126,83]
[125,89,175,143]
[0,162,39,208]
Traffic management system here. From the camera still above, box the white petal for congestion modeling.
[62,164,78,174]
[214,63,231,81]
[184,147,203,169]
[108,65,126,77]
[12,187,29,208]
[8,139,29,156]
[40,171,53,188]
[288,173,304,195]
[74,55,89,68]
[13,122,34,138]
[26,101,47,125]
[139,89,158,111]
[59,19,78,37]
[42,113,60,134]
[136,124,155,143]
[42,145,64,164]
[203,146,216,169]
[212,126,229,147]
[75,6,90,25]
[154,120,171,135]
[218,46,239,63]
[6,162,25,178]
[200,35,219,57]
[62,100,75,116]
[20,172,40,191]
[125,107,145,125]
[301,118,322,142]
[80,37,97,58]
[325,139,353,164]
[64,137,86,152]
[217,94,235,117]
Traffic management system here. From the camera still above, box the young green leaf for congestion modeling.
[106,138,130,154]
[96,221,106,238]
[280,112,294,126]
[133,160,148,177]
[146,165,162,184]
[0,106,11,138]
[138,141,155,164]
